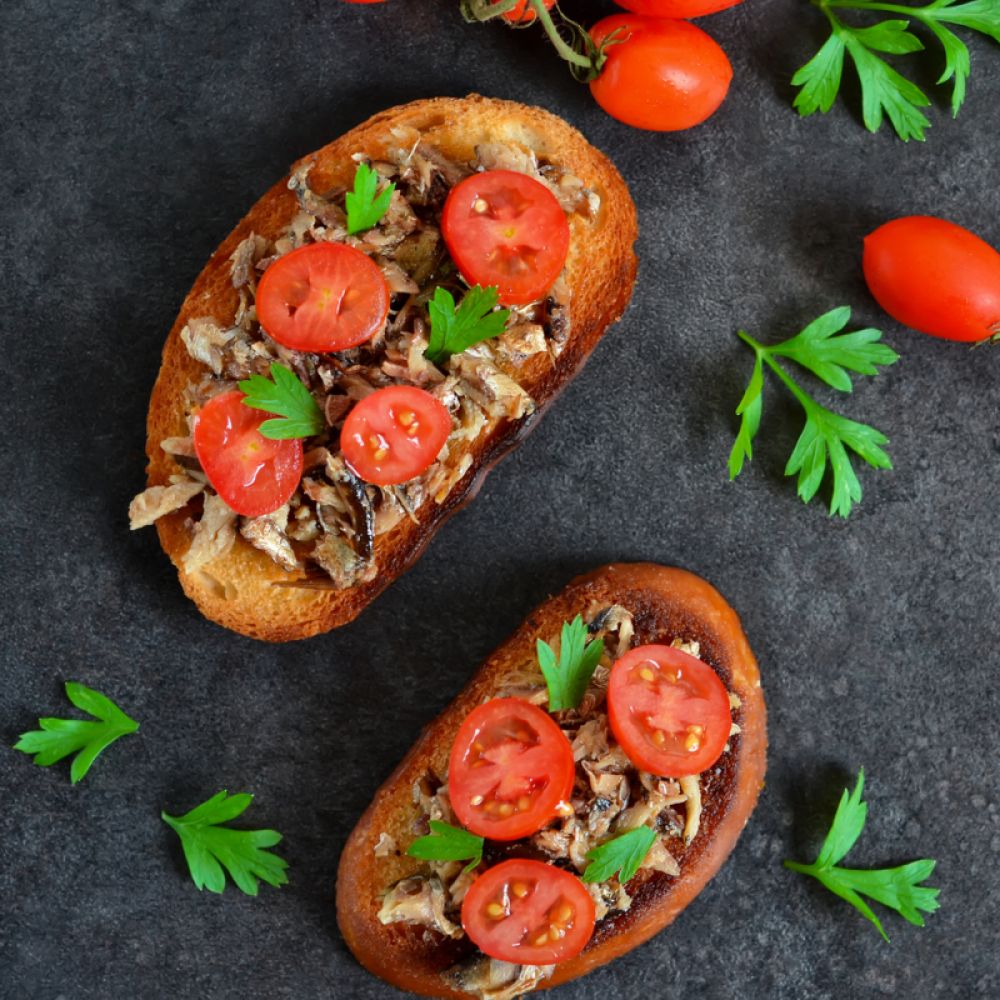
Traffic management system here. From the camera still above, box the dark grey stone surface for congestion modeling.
[2,0,999,997]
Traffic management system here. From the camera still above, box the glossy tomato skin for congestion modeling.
[589,15,732,132]
[449,698,575,841]
[441,170,570,306]
[863,216,1000,343]
[340,386,452,486]
[193,390,304,518]
[607,644,731,777]
[499,0,555,22]
[256,242,389,353]
[462,859,596,965]
[614,0,743,16]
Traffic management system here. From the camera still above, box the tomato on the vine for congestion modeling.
[614,0,743,17]
[462,859,596,965]
[193,391,304,518]
[607,644,731,776]
[863,216,1000,343]
[496,0,556,23]
[589,15,732,131]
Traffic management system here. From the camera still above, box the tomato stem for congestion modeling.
[526,0,600,72]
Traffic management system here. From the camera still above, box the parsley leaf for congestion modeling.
[581,827,657,885]
[161,791,289,896]
[728,308,898,518]
[536,615,606,712]
[425,285,511,364]
[793,0,1000,140]
[408,820,484,875]
[13,682,139,784]
[784,770,940,941]
[345,161,396,236]
[238,362,325,440]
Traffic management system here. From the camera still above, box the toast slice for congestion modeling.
[134,95,638,641]
[337,563,767,998]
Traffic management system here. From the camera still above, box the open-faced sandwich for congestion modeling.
[337,563,767,998]
[128,95,638,641]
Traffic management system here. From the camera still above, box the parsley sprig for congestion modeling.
[729,307,898,518]
[346,161,396,235]
[425,285,511,364]
[785,770,940,941]
[13,682,139,784]
[582,827,657,885]
[793,0,1000,141]
[239,363,325,440]
[536,615,606,712]
[407,820,484,874]
[162,791,289,896]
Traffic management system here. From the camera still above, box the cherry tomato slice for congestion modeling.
[340,385,452,486]
[863,216,1000,343]
[607,645,731,776]
[256,242,389,353]
[614,0,743,16]
[441,170,570,306]
[192,390,304,518]
[462,859,595,965]
[449,698,575,841]
[589,16,732,132]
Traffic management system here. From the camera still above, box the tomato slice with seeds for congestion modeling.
[449,699,575,841]
[192,390,304,518]
[441,170,570,306]
[462,859,595,965]
[340,385,452,486]
[256,242,389,353]
[607,645,731,777]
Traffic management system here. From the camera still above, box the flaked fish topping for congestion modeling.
[444,957,555,1000]
[130,138,583,588]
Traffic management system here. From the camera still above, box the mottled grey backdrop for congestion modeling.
[1,0,998,997]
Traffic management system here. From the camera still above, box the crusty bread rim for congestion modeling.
[336,563,767,997]
[143,95,639,641]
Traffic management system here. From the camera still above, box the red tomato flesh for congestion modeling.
[192,390,304,518]
[449,699,575,841]
[340,385,452,486]
[589,15,732,132]
[256,242,389,353]
[462,859,596,965]
[863,216,1000,343]
[441,170,570,306]
[607,645,731,776]
[614,0,743,16]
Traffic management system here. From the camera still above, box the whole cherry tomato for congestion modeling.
[497,0,556,23]
[614,0,743,16]
[863,216,1000,343]
[589,15,733,131]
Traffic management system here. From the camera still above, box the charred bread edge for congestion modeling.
[144,95,639,641]
[336,562,767,997]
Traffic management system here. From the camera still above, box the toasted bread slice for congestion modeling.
[142,95,638,641]
[337,563,767,997]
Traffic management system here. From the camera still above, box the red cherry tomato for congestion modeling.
[607,645,731,776]
[192,390,304,518]
[614,0,743,16]
[589,15,732,132]
[863,216,1000,343]
[340,385,452,486]
[256,242,389,353]
[462,860,596,964]
[449,699,575,841]
[497,0,556,22]
[441,170,570,306]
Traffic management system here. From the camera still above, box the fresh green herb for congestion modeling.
[345,161,396,235]
[407,820,484,875]
[581,827,657,885]
[425,285,511,364]
[239,362,325,440]
[784,770,940,941]
[793,0,1000,141]
[536,615,606,712]
[13,682,139,784]
[161,791,288,896]
[728,306,899,518]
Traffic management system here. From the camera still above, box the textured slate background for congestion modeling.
[2,0,999,997]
